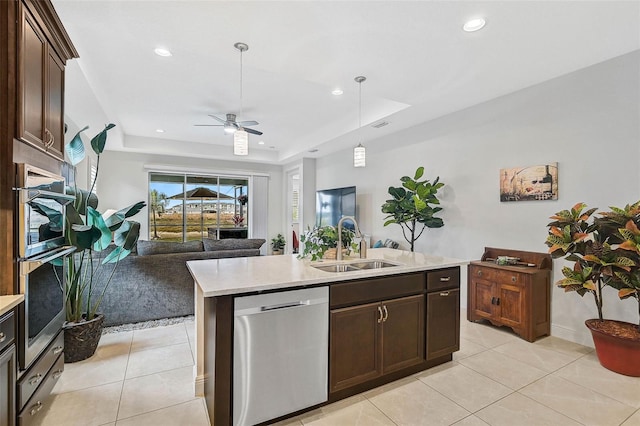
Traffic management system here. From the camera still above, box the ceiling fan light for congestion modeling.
[354,144,366,167]
[224,124,236,134]
[234,129,249,156]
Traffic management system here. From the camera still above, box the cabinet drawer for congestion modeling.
[427,268,460,291]
[17,331,63,410]
[18,353,63,426]
[331,273,425,308]
[469,265,497,281]
[496,270,523,285]
[0,311,15,354]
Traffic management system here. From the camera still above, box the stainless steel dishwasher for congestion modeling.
[233,286,328,426]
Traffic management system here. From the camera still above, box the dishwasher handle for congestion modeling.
[261,301,307,312]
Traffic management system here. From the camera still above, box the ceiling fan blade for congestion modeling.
[244,127,263,136]
[194,124,223,127]
[238,120,259,127]
[208,114,226,124]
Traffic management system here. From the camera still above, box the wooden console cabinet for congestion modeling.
[467,247,552,342]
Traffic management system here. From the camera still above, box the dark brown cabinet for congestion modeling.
[0,311,16,426]
[16,0,78,160]
[329,274,425,396]
[467,247,552,342]
[426,267,460,360]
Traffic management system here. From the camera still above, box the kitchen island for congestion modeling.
[188,248,467,425]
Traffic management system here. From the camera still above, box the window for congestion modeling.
[148,172,249,241]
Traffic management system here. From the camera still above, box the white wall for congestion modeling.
[94,150,284,244]
[315,51,640,346]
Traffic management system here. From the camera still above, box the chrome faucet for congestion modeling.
[336,216,365,260]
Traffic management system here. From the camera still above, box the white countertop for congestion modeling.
[188,248,468,297]
[0,294,24,316]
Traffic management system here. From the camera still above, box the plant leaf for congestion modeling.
[65,126,89,166]
[414,166,424,180]
[90,123,116,155]
[86,207,112,251]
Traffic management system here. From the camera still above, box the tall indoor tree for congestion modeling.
[381,166,445,251]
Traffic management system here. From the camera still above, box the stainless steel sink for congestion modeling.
[348,260,398,270]
[311,259,401,273]
[312,264,361,273]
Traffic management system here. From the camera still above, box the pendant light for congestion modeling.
[353,76,366,168]
[233,42,249,156]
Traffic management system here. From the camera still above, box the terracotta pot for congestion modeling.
[63,313,105,363]
[585,319,640,377]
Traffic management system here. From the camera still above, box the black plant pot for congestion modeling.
[63,313,105,363]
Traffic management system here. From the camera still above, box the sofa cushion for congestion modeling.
[137,240,204,256]
[203,238,265,252]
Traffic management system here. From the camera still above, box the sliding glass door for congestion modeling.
[148,172,249,241]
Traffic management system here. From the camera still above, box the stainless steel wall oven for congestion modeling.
[15,164,74,370]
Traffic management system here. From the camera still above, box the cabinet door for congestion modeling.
[20,9,46,148]
[0,345,16,426]
[45,50,65,159]
[470,278,495,320]
[330,302,382,393]
[381,295,425,374]
[427,289,460,360]
[496,282,525,329]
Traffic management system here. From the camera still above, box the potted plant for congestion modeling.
[545,202,640,376]
[62,124,145,362]
[298,226,355,261]
[381,166,445,251]
[271,233,286,255]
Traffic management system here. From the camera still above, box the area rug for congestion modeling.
[102,315,194,334]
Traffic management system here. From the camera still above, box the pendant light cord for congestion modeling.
[239,48,243,121]
[358,79,362,130]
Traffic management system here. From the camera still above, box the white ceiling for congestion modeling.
[53,1,640,165]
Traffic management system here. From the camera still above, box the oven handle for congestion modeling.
[14,188,75,205]
[19,246,76,275]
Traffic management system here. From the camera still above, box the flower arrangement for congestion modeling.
[233,215,245,226]
[298,225,355,261]
[237,194,248,205]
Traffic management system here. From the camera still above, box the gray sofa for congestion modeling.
[96,238,265,326]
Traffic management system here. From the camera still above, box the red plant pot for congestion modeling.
[585,319,640,377]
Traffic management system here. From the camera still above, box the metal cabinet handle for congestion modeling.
[439,291,450,297]
[28,373,42,386]
[382,305,389,322]
[29,401,43,416]
[439,276,451,282]
[0,332,5,343]
[52,346,63,355]
[52,369,63,380]
[511,276,517,282]
[477,270,482,276]
[377,306,383,323]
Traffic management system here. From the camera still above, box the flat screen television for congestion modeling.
[315,186,356,229]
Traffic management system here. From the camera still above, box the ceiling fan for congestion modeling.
[195,113,263,136]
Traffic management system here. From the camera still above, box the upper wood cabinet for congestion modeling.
[16,0,78,161]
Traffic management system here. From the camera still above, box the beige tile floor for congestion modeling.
[33,316,640,426]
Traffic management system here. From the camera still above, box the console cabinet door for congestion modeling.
[496,282,524,328]
[426,289,460,360]
[329,302,382,393]
[381,295,425,373]
[469,277,495,320]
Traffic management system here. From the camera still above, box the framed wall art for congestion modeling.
[500,162,558,202]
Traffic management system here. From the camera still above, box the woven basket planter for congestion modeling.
[63,313,105,363]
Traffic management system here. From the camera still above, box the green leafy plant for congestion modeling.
[62,124,146,323]
[546,202,640,329]
[271,233,286,251]
[298,226,355,261]
[381,166,445,251]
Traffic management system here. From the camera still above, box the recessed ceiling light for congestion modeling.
[155,129,165,133]
[332,88,344,96]
[463,18,486,32]
[154,47,172,57]
[258,141,265,145]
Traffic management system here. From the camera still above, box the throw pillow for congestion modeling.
[137,240,204,256]
[203,238,266,252]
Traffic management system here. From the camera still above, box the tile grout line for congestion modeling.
[113,331,134,424]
